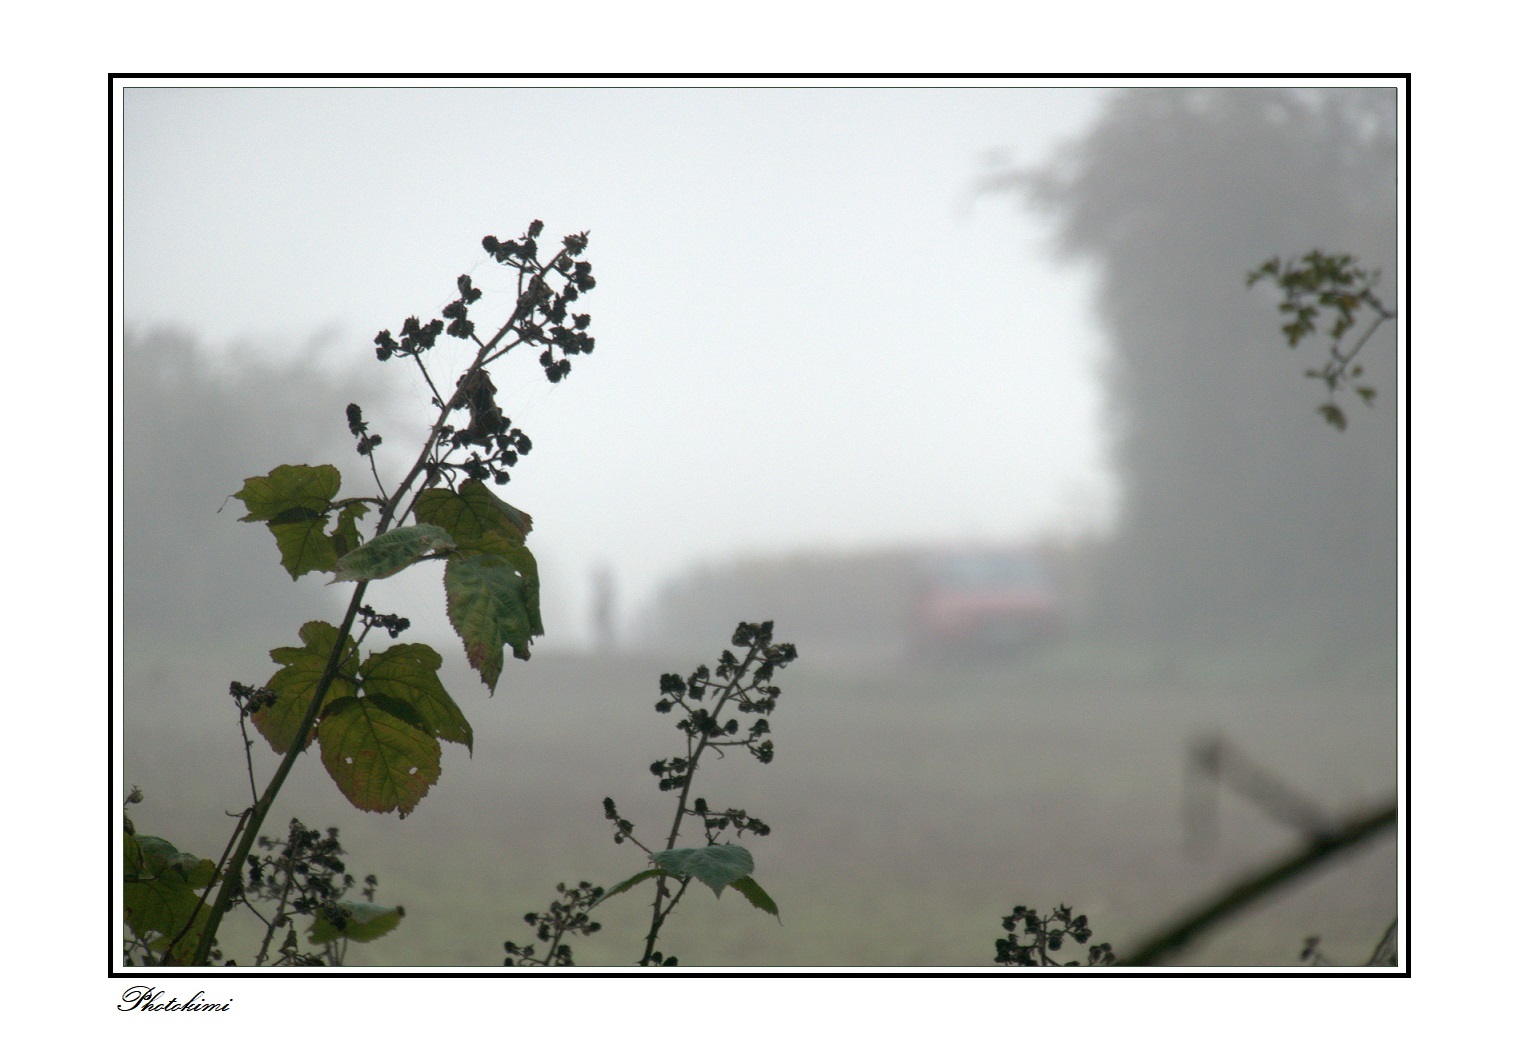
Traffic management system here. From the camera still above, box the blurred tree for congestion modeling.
[995,87,1398,651]
[123,327,396,653]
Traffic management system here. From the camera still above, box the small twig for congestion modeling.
[1366,917,1399,966]
[237,707,261,805]
[1120,799,1396,966]
[254,841,301,967]
[1190,735,1336,840]
[192,232,574,964]
[640,642,763,965]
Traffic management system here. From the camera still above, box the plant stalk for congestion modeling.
[183,241,577,965]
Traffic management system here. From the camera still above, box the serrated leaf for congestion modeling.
[234,464,341,522]
[307,901,405,944]
[267,515,340,579]
[729,875,781,921]
[328,523,455,584]
[329,501,369,558]
[494,537,543,636]
[256,622,361,754]
[360,643,473,753]
[124,833,219,963]
[454,533,544,639]
[650,845,755,898]
[590,868,669,908]
[363,692,429,730]
[463,479,534,536]
[415,480,532,550]
[317,696,442,818]
[444,552,538,693]
[127,835,218,890]
[234,465,343,579]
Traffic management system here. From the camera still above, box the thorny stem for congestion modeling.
[364,442,388,502]
[237,706,261,805]
[639,877,692,963]
[189,586,370,966]
[410,353,447,412]
[639,640,764,965]
[186,243,576,966]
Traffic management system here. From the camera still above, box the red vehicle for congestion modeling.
[907,548,1062,659]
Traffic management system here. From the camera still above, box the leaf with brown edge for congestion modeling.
[444,552,537,693]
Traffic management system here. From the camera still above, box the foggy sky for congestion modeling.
[123,84,1118,644]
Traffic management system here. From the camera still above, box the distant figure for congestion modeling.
[590,565,616,652]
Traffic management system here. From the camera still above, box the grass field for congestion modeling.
[122,635,1399,967]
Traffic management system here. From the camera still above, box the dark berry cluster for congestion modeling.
[373,314,445,362]
[649,755,693,793]
[239,819,390,967]
[344,402,383,456]
[481,217,545,265]
[229,680,277,716]
[602,796,639,847]
[441,273,483,340]
[358,604,411,639]
[502,880,604,967]
[691,797,770,841]
[589,623,795,966]
[994,904,1115,967]
[483,223,597,384]
[648,620,795,783]
[372,222,597,489]
[431,366,535,485]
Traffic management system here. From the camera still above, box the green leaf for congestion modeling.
[328,523,456,584]
[362,692,430,730]
[417,484,544,672]
[360,643,473,753]
[267,515,340,580]
[234,465,343,579]
[256,621,361,754]
[124,833,219,963]
[329,501,369,558]
[234,464,341,522]
[591,868,669,908]
[650,845,755,898]
[317,696,442,818]
[307,901,405,944]
[494,537,544,638]
[415,480,532,550]
[444,551,539,693]
[127,835,218,891]
[729,875,782,922]
[463,479,534,537]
